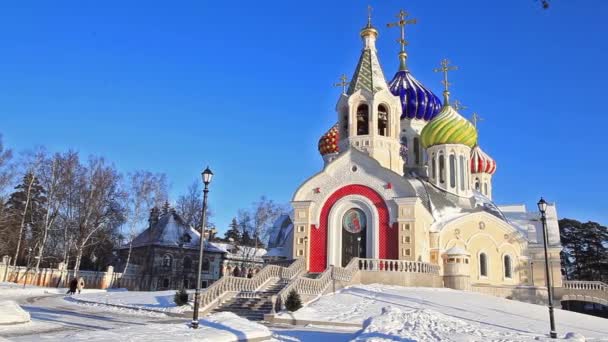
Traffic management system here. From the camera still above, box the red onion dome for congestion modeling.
[318,124,340,156]
[470,145,497,175]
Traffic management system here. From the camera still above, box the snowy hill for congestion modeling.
[277,284,608,341]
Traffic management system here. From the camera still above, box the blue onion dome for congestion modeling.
[388,70,442,121]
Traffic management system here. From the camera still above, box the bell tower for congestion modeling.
[336,7,403,175]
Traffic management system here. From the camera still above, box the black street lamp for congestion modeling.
[538,197,557,339]
[191,166,213,329]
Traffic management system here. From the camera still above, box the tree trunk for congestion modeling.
[13,174,35,266]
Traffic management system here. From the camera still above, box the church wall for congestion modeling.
[394,197,433,262]
[290,201,314,269]
[439,213,528,287]
[528,246,563,288]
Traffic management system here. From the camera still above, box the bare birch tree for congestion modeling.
[122,171,167,275]
[72,157,125,275]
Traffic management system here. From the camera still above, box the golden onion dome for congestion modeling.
[420,105,477,148]
[318,124,340,156]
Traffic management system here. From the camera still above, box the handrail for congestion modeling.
[196,258,305,311]
[356,258,440,274]
[563,280,608,292]
[276,257,361,309]
[274,257,440,311]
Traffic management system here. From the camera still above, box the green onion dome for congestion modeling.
[420,105,477,148]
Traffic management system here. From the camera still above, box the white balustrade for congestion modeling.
[197,258,305,311]
[563,280,608,292]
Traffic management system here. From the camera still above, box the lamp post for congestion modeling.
[538,197,557,339]
[191,166,213,329]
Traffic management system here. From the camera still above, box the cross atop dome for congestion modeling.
[434,58,458,105]
[387,9,417,71]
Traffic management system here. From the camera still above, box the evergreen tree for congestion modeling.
[559,218,608,282]
[3,172,47,265]
[241,230,253,247]
[224,217,241,242]
[284,289,302,312]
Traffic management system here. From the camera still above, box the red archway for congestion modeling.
[309,184,398,272]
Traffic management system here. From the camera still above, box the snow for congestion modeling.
[278,284,608,341]
[0,282,106,300]
[50,312,271,342]
[0,301,30,325]
[71,289,190,314]
[444,246,469,255]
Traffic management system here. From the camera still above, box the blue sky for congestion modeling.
[1,1,607,233]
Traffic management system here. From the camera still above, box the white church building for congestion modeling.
[269,10,563,291]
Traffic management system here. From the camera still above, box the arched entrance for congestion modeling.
[341,208,367,266]
[309,184,398,273]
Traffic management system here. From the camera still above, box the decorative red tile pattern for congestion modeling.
[309,184,398,272]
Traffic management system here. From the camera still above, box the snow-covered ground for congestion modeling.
[49,312,271,342]
[277,284,608,341]
[0,281,106,299]
[72,289,190,314]
[0,301,30,325]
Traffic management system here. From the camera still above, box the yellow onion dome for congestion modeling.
[318,124,340,155]
[420,105,477,148]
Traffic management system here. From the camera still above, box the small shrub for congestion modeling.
[174,288,189,306]
[284,289,302,312]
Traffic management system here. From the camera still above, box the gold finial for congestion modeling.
[433,58,458,105]
[453,100,467,112]
[471,112,484,128]
[387,9,417,70]
[334,74,350,94]
[360,5,378,38]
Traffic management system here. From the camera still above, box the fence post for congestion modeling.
[103,266,114,289]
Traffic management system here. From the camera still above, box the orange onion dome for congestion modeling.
[470,145,497,175]
[318,124,340,156]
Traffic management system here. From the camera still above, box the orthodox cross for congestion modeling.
[386,9,417,53]
[434,59,458,105]
[471,112,484,128]
[453,100,467,112]
[367,5,373,26]
[334,74,349,94]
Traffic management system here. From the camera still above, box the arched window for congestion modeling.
[378,105,388,136]
[183,256,192,271]
[439,154,445,184]
[504,255,512,279]
[414,138,420,164]
[162,254,173,267]
[475,178,480,191]
[484,183,488,196]
[431,154,436,180]
[356,104,369,135]
[479,253,488,277]
[202,258,211,273]
[459,155,465,191]
[449,154,456,188]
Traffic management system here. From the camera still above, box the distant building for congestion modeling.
[115,207,225,291]
[115,206,271,291]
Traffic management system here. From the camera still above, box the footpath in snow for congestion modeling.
[71,289,191,314]
[47,312,271,342]
[277,284,608,341]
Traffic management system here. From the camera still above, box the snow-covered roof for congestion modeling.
[267,214,293,249]
[264,247,289,258]
[127,211,225,253]
[444,246,470,256]
[407,177,510,232]
[208,242,267,262]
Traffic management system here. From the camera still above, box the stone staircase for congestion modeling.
[211,279,287,321]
